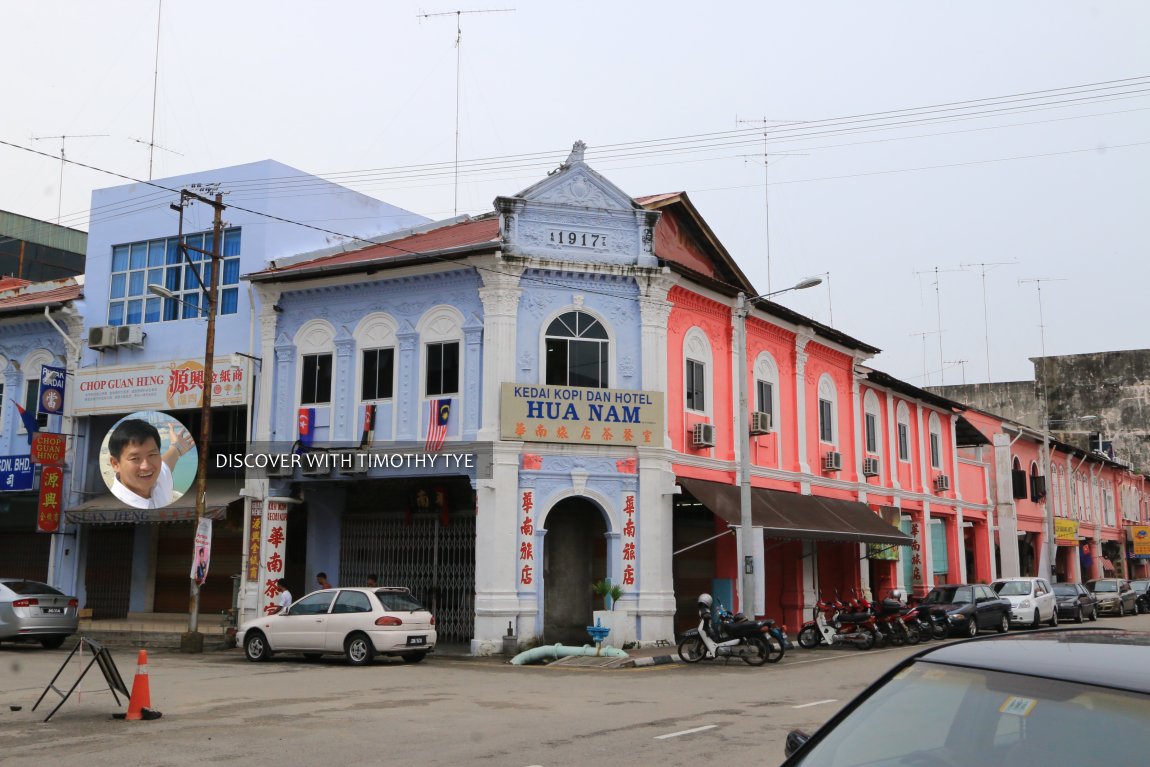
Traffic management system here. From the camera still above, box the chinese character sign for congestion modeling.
[621,494,637,586]
[519,489,535,588]
[36,466,65,533]
[246,500,263,581]
[260,501,289,615]
[910,521,924,589]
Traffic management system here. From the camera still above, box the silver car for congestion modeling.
[0,578,79,649]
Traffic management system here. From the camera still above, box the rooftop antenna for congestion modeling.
[909,330,940,385]
[129,136,184,166]
[28,133,110,222]
[913,265,966,386]
[736,117,807,294]
[147,0,164,179]
[417,7,515,216]
[946,359,969,385]
[959,259,1017,384]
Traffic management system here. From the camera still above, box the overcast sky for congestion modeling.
[2,2,1147,386]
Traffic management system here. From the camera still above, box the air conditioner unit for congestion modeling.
[822,451,842,472]
[336,451,369,476]
[299,454,331,478]
[749,411,772,436]
[88,326,117,350]
[116,324,145,346]
[264,461,294,479]
[934,474,951,492]
[691,422,715,448]
[862,457,881,477]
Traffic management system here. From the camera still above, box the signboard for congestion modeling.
[1129,525,1150,559]
[246,500,263,581]
[868,506,903,560]
[0,455,35,492]
[30,433,67,465]
[260,500,290,615]
[38,365,66,416]
[1055,518,1080,546]
[190,517,212,586]
[72,358,246,415]
[500,384,664,447]
[37,466,64,533]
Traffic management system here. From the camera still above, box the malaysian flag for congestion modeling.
[426,399,451,452]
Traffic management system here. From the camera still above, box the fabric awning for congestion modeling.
[65,482,243,525]
[678,477,912,547]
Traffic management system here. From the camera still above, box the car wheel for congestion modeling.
[1089,606,1098,622]
[678,636,706,662]
[244,631,271,662]
[1075,607,1083,624]
[344,633,375,666]
[39,635,67,650]
[966,617,978,638]
[401,652,428,664]
[1030,609,1041,630]
[998,615,1009,634]
[1118,602,1125,618]
[1048,608,1058,627]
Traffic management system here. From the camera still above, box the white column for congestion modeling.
[794,332,813,479]
[916,405,934,588]
[994,433,1021,577]
[950,413,967,583]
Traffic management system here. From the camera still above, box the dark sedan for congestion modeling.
[917,583,1011,638]
[1053,582,1099,623]
[1131,580,1150,614]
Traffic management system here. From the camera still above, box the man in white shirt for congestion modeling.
[271,579,292,614]
[108,419,192,509]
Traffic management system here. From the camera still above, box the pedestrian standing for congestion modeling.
[316,572,333,590]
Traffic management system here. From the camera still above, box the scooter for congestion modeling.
[677,594,784,666]
[797,595,877,650]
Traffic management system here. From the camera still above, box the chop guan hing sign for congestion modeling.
[73,359,247,415]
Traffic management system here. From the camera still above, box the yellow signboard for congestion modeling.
[500,383,664,447]
[1054,518,1079,545]
[1129,525,1150,559]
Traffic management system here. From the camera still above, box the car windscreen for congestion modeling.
[1132,581,1149,591]
[924,587,971,605]
[1090,581,1117,593]
[2,580,64,596]
[1052,585,1078,597]
[788,661,1150,766]
[994,581,1033,596]
[374,590,425,612]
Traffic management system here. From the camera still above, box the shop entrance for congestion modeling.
[84,527,134,619]
[543,497,607,645]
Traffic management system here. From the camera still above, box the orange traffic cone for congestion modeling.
[125,650,152,721]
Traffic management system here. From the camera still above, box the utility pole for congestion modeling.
[959,259,1016,384]
[417,7,515,216]
[29,134,109,222]
[736,117,807,294]
[913,265,965,386]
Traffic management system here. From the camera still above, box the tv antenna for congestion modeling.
[417,7,515,216]
[909,329,941,385]
[736,117,807,294]
[147,0,166,180]
[959,259,1017,384]
[946,359,969,385]
[913,265,966,386]
[28,133,110,223]
[1019,276,1066,431]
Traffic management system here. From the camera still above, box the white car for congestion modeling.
[240,587,436,665]
[991,577,1058,629]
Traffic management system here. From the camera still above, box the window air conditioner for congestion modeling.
[264,461,294,479]
[934,474,951,492]
[116,324,145,346]
[749,411,772,436]
[823,451,842,472]
[691,422,715,448]
[88,326,117,350]
[862,457,881,477]
[336,451,369,476]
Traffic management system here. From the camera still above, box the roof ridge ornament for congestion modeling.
[560,140,587,170]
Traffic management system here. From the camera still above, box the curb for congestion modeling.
[626,654,680,667]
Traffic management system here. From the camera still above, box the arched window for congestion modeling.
[928,413,943,469]
[295,320,336,407]
[545,311,608,388]
[753,352,780,433]
[683,327,713,415]
[419,306,464,397]
[863,390,882,455]
[355,313,398,402]
[817,374,837,445]
[896,401,911,462]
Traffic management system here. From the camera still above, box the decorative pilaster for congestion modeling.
[334,333,355,442]
[639,269,676,449]
[794,331,813,477]
[396,324,418,441]
[477,262,523,441]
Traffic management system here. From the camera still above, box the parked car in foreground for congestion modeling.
[915,584,1010,637]
[0,578,79,649]
[782,629,1150,766]
[992,576,1059,628]
[1052,582,1099,623]
[1130,579,1150,614]
[1086,578,1139,616]
[240,587,436,665]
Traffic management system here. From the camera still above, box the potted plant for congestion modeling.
[592,579,623,611]
[590,579,632,647]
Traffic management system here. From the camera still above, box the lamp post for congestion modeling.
[734,276,822,616]
[150,190,225,653]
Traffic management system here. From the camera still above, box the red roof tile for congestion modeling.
[0,281,82,313]
[0,277,32,292]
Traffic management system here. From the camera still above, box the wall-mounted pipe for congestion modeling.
[509,644,628,666]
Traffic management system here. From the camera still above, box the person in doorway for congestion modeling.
[316,572,333,590]
[366,574,378,587]
[270,579,292,614]
[108,419,193,509]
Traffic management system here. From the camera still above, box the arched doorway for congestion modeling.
[543,497,607,644]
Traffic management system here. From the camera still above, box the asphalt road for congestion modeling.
[3,614,1148,767]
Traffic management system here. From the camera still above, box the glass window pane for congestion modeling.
[570,340,604,388]
[221,287,238,315]
[110,273,126,299]
[147,268,163,286]
[111,245,129,272]
[144,297,161,323]
[166,239,181,265]
[579,314,608,339]
[201,262,212,288]
[129,243,147,270]
[442,342,459,394]
[545,340,567,386]
[362,349,378,399]
[126,299,143,325]
[108,302,124,326]
[426,344,443,396]
[203,233,214,256]
[223,258,240,285]
[148,240,165,267]
[185,264,201,290]
[182,292,200,319]
[165,267,182,291]
[316,354,332,403]
[184,234,203,259]
[378,348,394,399]
[163,298,179,321]
[223,229,241,257]
[128,271,145,296]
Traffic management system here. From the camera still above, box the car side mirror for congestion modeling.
[785,729,811,757]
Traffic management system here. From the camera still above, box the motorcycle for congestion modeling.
[797,594,878,650]
[913,603,952,640]
[677,594,785,666]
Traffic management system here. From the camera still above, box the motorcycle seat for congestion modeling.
[838,611,871,623]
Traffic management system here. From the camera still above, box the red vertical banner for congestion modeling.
[621,493,637,587]
[260,500,289,615]
[36,466,65,533]
[518,489,535,589]
[246,499,263,582]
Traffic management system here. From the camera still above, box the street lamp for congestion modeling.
[734,276,823,616]
[151,190,225,653]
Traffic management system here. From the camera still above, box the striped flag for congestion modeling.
[426,399,451,452]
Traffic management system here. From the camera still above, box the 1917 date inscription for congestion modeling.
[549,230,607,249]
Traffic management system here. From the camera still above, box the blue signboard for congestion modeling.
[0,455,35,492]
[39,365,66,416]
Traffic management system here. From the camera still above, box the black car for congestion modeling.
[1132,580,1150,614]
[916,583,1011,638]
[782,629,1150,766]
[1052,582,1100,623]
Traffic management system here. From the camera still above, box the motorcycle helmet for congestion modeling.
[891,589,907,605]
[697,593,713,609]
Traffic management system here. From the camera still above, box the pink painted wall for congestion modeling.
[667,286,734,461]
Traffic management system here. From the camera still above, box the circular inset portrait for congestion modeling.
[100,411,197,509]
